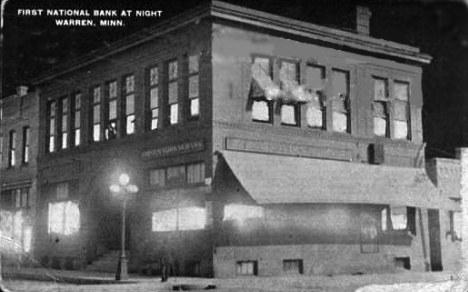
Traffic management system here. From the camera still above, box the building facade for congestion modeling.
[0,86,39,261]
[27,1,461,277]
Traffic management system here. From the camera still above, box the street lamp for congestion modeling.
[109,173,138,281]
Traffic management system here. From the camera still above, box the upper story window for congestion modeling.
[279,60,300,126]
[60,97,69,149]
[149,162,205,188]
[72,93,81,146]
[91,86,102,142]
[167,60,179,125]
[22,126,30,164]
[46,101,56,152]
[1,188,31,209]
[372,78,411,140]
[331,69,350,133]
[124,75,135,135]
[188,54,200,118]
[149,66,159,130]
[105,81,118,140]
[305,65,326,129]
[251,57,274,123]
[8,130,16,167]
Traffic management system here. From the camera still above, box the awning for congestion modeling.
[219,150,459,210]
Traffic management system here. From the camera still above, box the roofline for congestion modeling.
[32,0,431,85]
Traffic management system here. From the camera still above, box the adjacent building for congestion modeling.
[0,86,39,261]
[13,1,462,277]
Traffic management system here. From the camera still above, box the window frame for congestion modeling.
[236,261,258,276]
[123,74,136,135]
[148,65,160,131]
[167,59,180,126]
[331,68,351,134]
[305,63,327,130]
[105,80,119,140]
[250,55,274,123]
[22,126,30,164]
[278,59,301,127]
[46,101,57,153]
[8,130,16,167]
[91,86,102,142]
[59,96,69,150]
[188,53,201,120]
[71,92,82,147]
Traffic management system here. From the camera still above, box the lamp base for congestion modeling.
[115,255,129,281]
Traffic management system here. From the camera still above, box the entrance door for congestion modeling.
[428,209,442,271]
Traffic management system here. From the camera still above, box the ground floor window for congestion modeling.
[223,204,264,224]
[152,206,206,232]
[48,201,80,235]
[283,259,303,274]
[381,206,416,235]
[236,261,258,276]
[0,210,32,252]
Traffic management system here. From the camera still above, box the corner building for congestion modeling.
[32,1,461,276]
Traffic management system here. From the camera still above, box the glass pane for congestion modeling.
[167,165,185,185]
[168,60,178,80]
[381,208,388,231]
[332,70,349,98]
[306,106,323,128]
[125,75,135,93]
[152,210,177,231]
[109,100,117,120]
[75,110,81,128]
[126,94,135,114]
[126,115,135,134]
[281,104,297,125]
[109,81,117,98]
[49,119,55,135]
[306,66,324,90]
[189,75,199,98]
[150,67,159,85]
[393,120,408,140]
[332,112,348,133]
[93,105,101,123]
[150,169,165,186]
[93,87,101,103]
[394,101,408,121]
[169,82,178,104]
[187,163,204,184]
[190,98,199,117]
[49,136,55,152]
[106,121,117,140]
[150,88,159,108]
[61,133,68,149]
[253,57,271,76]
[151,118,158,130]
[64,201,80,235]
[170,103,179,125]
[373,101,387,117]
[48,202,65,234]
[74,129,81,146]
[252,100,269,121]
[280,61,298,82]
[75,93,81,109]
[178,207,206,230]
[374,117,387,137]
[374,78,387,101]
[62,98,68,113]
[93,124,100,141]
[61,114,68,131]
[24,146,29,163]
[189,54,199,74]
[49,102,56,116]
[394,82,409,101]
[390,206,407,230]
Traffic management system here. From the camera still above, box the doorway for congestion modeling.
[427,209,442,271]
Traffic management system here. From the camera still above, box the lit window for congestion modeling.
[188,54,200,118]
[48,201,80,235]
[449,211,463,241]
[382,206,415,234]
[72,93,81,146]
[332,70,350,133]
[152,207,206,231]
[8,130,16,167]
[279,61,300,126]
[236,261,257,276]
[92,86,101,141]
[149,66,159,130]
[223,204,264,222]
[306,65,326,128]
[391,206,407,230]
[373,78,389,137]
[124,75,135,135]
[60,97,69,149]
[393,82,410,140]
[47,101,56,152]
[251,57,273,122]
[168,60,179,125]
[105,81,118,140]
[22,126,30,163]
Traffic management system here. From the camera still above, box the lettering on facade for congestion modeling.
[225,137,352,161]
[141,141,204,159]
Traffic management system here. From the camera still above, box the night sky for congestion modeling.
[2,0,468,156]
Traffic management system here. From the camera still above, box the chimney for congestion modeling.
[16,85,28,97]
[356,6,372,36]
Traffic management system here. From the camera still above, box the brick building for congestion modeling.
[22,1,461,277]
[0,86,39,259]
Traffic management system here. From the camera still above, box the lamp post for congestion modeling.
[110,173,138,281]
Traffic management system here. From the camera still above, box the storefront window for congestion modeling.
[152,207,206,231]
[48,201,80,235]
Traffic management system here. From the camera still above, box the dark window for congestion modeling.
[22,126,30,163]
[72,93,81,146]
[407,207,416,235]
[46,101,56,152]
[167,60,179,125]
[91,86,101,142]
[148,66,159,130]
[60,97,69,149]
[188,53,200,118]
[283,259,303,274]
[105,81,118,140]
[123,75,135,135]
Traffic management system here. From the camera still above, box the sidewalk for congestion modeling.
[2,266,459,292]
